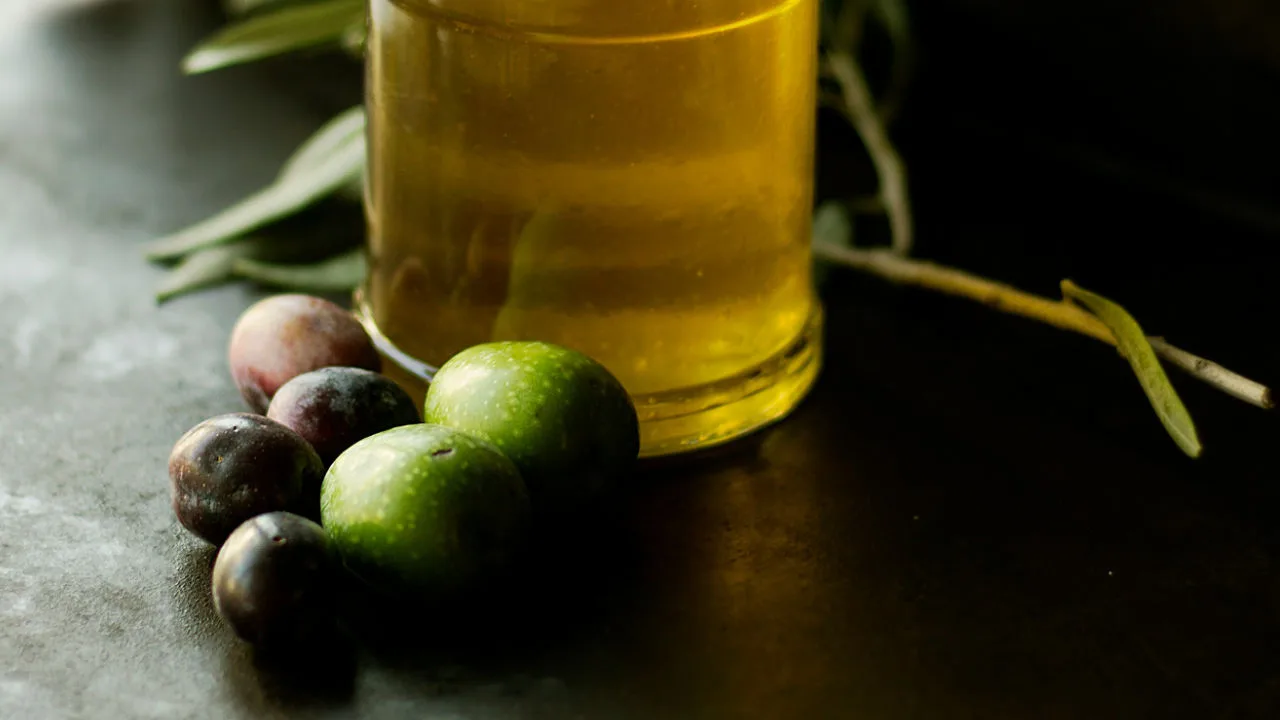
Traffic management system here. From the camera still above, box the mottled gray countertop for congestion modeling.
[5,2,1280,719]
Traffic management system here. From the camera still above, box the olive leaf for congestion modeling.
[143,126,364,261]
[233,247,366,292]
[812,202,854,287]
[1061,280,1203,458]
[813,201,854,248]
[222,0,299,16]
[276,104,366,203]
[153,201,368,301]
[155,242,259,303]
[340,19,368,57]
[184,0,365,75]
[278,105,365,182]
[335,176,364,203]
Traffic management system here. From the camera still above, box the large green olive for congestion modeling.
[422,342,639,512]
[320,424,531,595]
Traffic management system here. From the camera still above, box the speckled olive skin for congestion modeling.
[212,512,334,646]
[422,342,640,512]
[228,294,380,413]
[168,413,325,545]
[320,424,530,594]
[267,367,421,467]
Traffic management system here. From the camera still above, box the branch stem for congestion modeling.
[824,52,914,256]
[813,243,1273,409]
[1147,337,1273,409]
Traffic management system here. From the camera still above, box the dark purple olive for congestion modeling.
[228,294,380,413]
[266,367,421,467]
[168,413,324,545]
[212,512,334,645]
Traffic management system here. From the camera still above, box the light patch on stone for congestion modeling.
[79,325,180,381]
[0,487,44,516]
[10,316,42,365]
[0,246,58,295]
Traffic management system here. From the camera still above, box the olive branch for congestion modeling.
[146,0,1273,457]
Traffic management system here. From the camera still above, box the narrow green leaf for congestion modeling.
[154,204,367,301]
[1061,280,1203,458]
[278,106,365,182]
[222,0,297,16]
[812,201,853,249]
[183,0,364,75]
[335,175,364,203]
[340,19,368,57]
[812,201,853,287]
[143,131,364,261]
[233,248,366,292]
[155,243,255,303]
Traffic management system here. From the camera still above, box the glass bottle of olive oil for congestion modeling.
[360,0,822,456]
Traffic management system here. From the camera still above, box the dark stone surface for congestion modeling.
[3,1,1280,718]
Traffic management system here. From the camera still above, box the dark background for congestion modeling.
[2,0,1280,718]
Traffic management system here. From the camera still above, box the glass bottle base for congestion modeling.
[353,293,823,458]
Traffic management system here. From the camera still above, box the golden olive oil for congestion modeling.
[362,0,822,454]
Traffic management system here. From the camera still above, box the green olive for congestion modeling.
[320,424,530,595]
[423,341,640,513]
